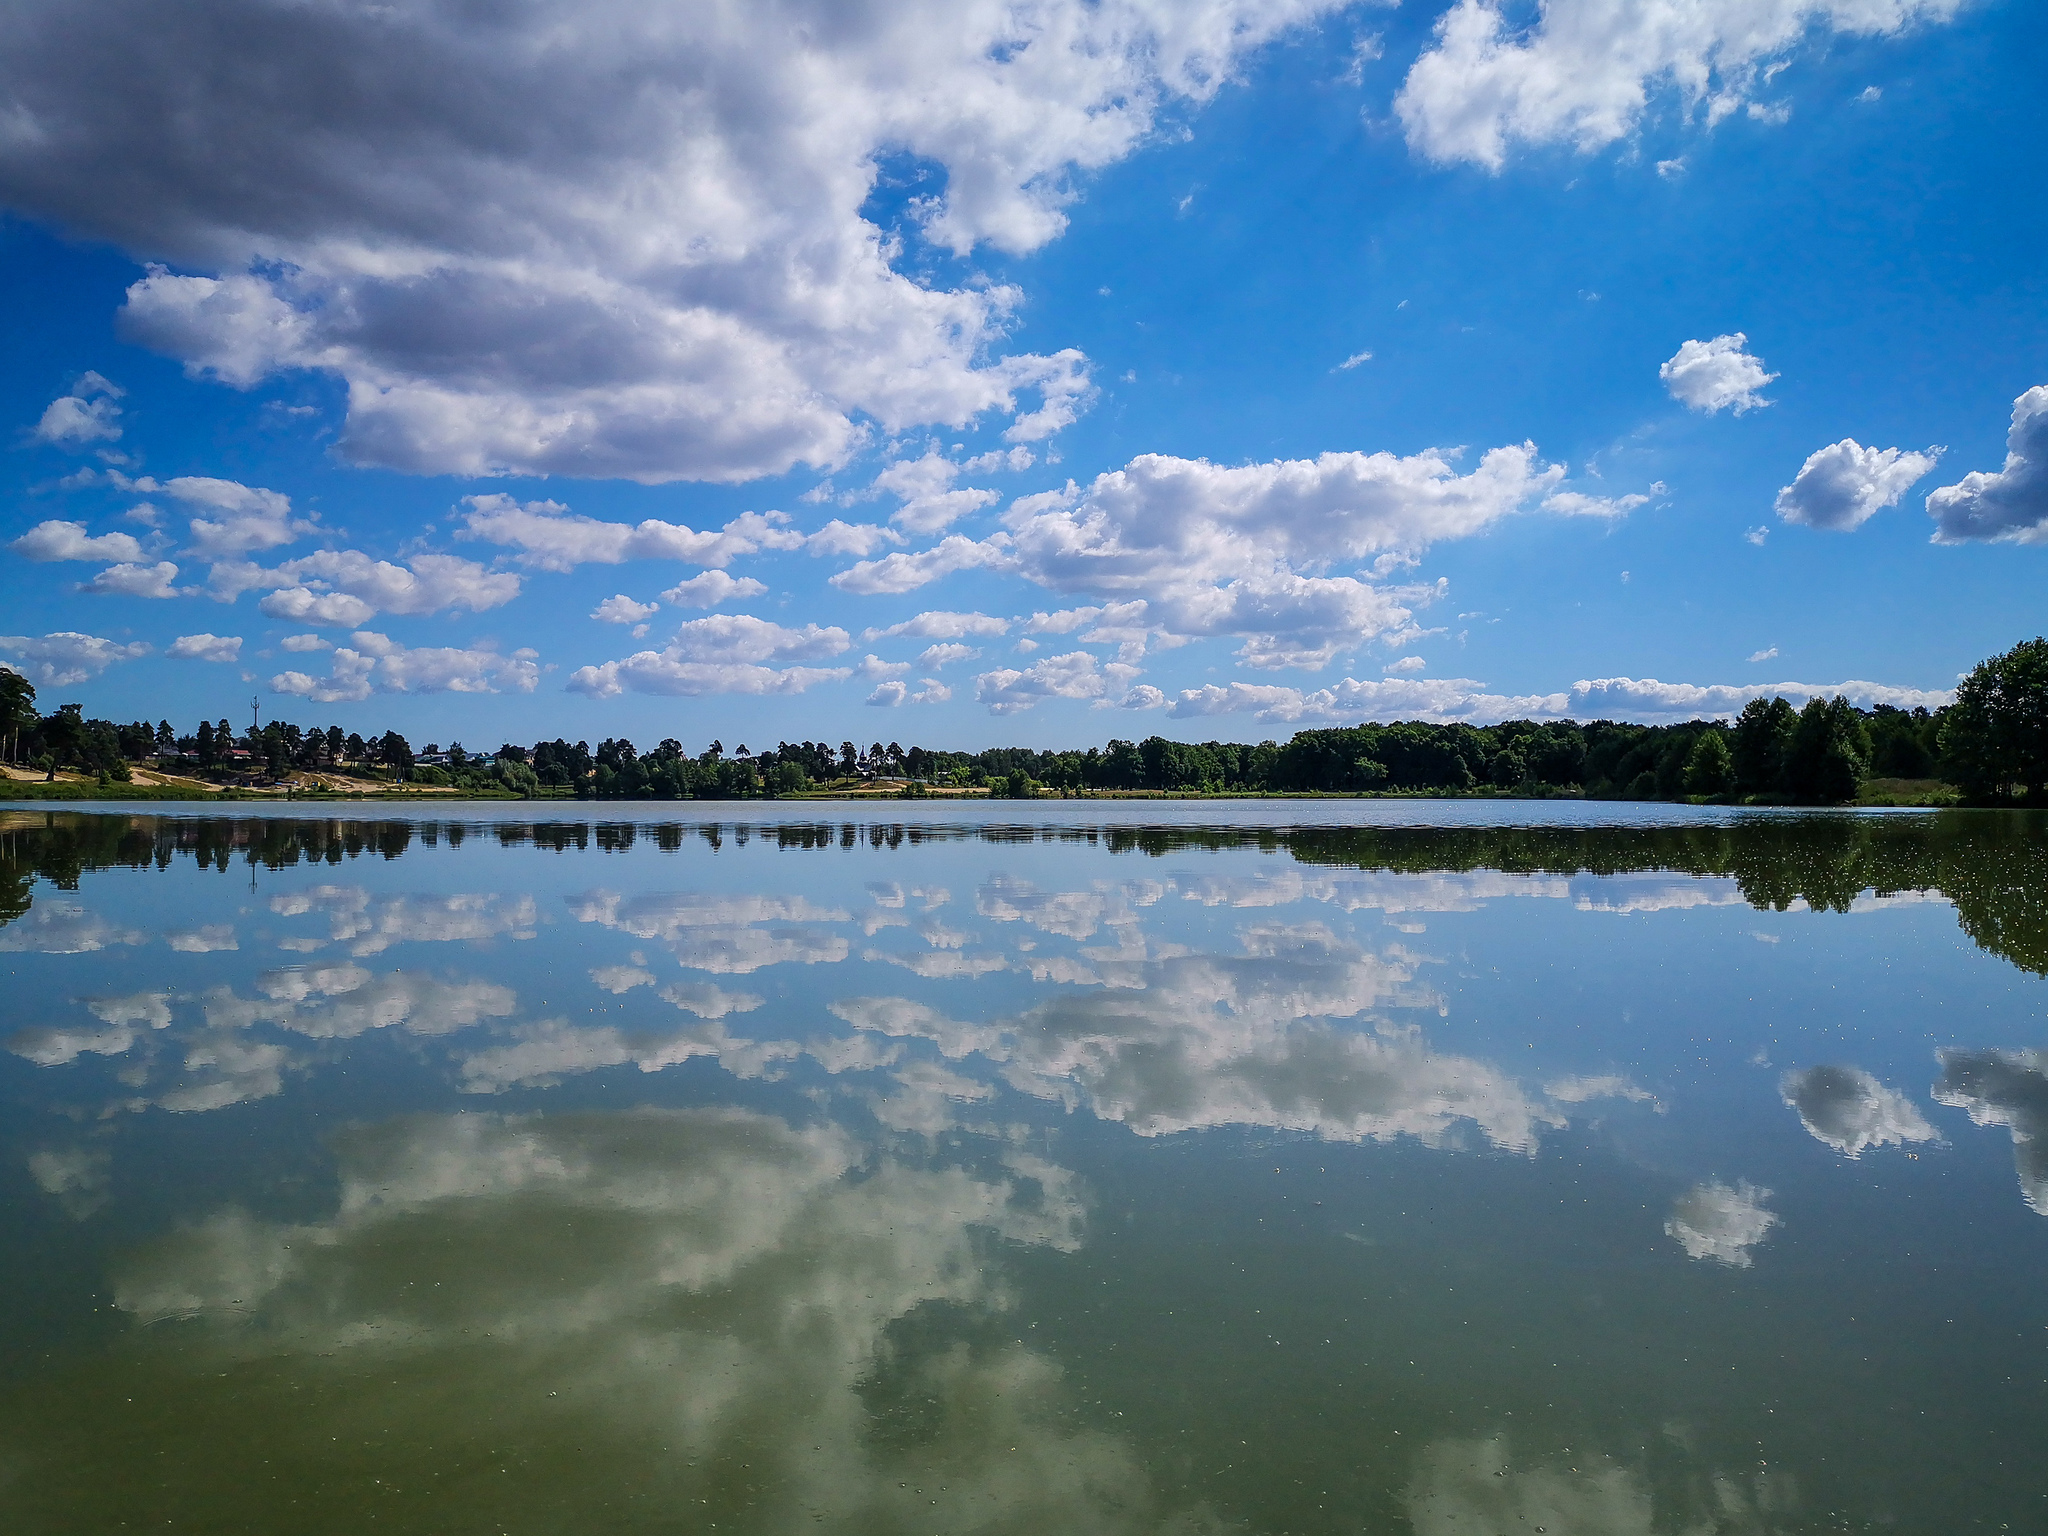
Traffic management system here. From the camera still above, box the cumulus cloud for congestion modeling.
[1925,385,2048,543]
[166,632,242,663]
[1660,333,1776,414]
[459,496,802,572]
[830,533,1003,596]
[30,371,123,446]
[230,549,521,626]
[1934,1049,2048,1215]
[1775,438,1941,530]
[916,642,980,670]
[1122,669,1953,727]
[271,631,539,704]
[802,519,901,558]
[9,519,147,562]
[872,451,1001,536]
[164,478,306,557]
[660,570,768,608]
[0,630,151,686]
[867,681,909,707]
[975,650,1115,714]
[79,560,181,598]
[973,444,1619,667]
[278,632,331,652]
[1566,674,1951,716]
[591,594,659,625]
[1781,1064,1936,1156]
[0,3,1340,481]
[1397,0,1961,168]
[861,610,1010,642]
[1167,674,1568,725]
[1665,1179,1777,1266]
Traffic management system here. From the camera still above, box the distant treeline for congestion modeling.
[5,636,2046,806]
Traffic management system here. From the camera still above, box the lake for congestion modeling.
[3,801,2045,1534]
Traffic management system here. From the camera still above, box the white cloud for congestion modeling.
[867,681,908,707]
[974,650,1110,714]
[1152,669,1952,725]
[861,610,1010,642]
[278,633,332,652]
[802,520,901,558]
[1660,333,1775,414]
[271,631,539,704]
[1335,349,1372,370]
[1168,674,1569,725]
[1747,646,1778,664]
[1775,438,1940,530]
[0,906,147,957]
[912,677,952,703]
[1665,1179,1778,1266]
[830,533,1003,595]
[167,632,242,663]
[1780,1064,1935,1157]
[663,615,849,665]
[963,446,1034,473]
[873,451,1001,535]
[1566,674,1951,716]
[80,560,182,598]
[591,594,660,625]
[660,570,769,608]
[0,630,151,686]
[31,372,123,446]
[0,4,1343,482]
[245,549,521,626]
[1926,385,2048,543]
[1117,683,1168,709]
[565,612,851,698]
[459,496,802,572]
[983,444,1612,667]
[10,519,146,562]
[916,642,980,670]
[1383,655,1426,674]
[164,476,311,557]
[1397,0,1961,168]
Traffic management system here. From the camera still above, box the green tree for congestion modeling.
[1,669,38,763]
[1783,696,1870,804]
[1731,697,1797,797]
[1684,730,1735,798]
[1940,637,2048,803]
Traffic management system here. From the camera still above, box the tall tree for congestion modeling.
[1784,696,1871,804]
[1731,696,1798,797]
[1941,636,2048,803]
[0,669,36,763]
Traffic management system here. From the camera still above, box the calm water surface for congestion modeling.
[3,802,2045,1534]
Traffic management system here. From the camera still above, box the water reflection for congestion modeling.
[5,806,2047,1533]
[1934,1049,2048,1214]
[1779,1064,1936,1157]
[8,1106,1230,1533]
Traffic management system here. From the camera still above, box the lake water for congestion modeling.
[3,801,2045,1534]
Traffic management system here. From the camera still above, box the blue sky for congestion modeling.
[2,0,2042,751]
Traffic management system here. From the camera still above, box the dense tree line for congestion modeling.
[5,636,2044,804]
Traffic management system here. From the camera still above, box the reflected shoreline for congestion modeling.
[11,807,2045,972]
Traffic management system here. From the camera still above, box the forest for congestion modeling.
[3,637,2044,806]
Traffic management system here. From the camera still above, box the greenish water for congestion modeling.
[2,803,2045,1534]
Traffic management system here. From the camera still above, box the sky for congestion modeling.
[1,0,2042,752]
